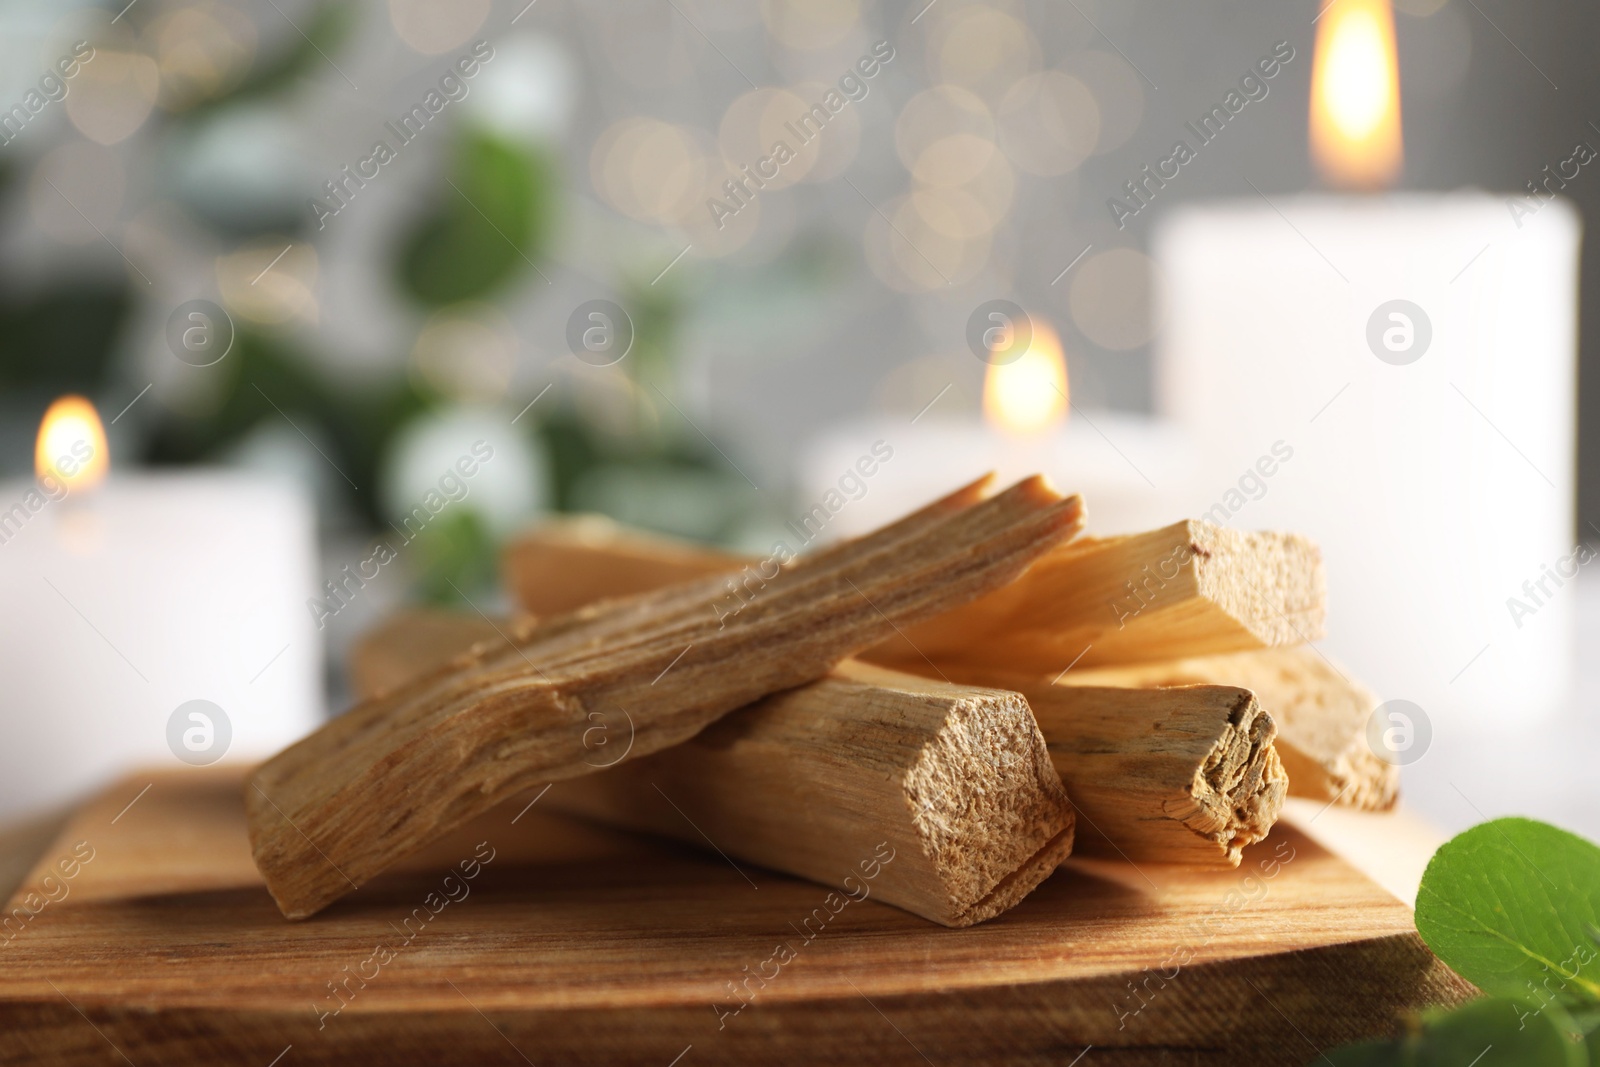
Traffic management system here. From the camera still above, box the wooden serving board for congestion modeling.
[1,768,1471,1066]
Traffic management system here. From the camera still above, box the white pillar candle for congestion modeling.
[1155,194,1580,730]
[0,470,323,819]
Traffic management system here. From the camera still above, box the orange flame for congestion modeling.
[1310,0,1403,188]
[35,395,109,492]
[983,318,1068,437]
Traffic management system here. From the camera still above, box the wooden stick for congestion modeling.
[248,476,1085,919]
[556,661,1075,927]
[506,517,1326,676]
[351,618,1075,926]
[948,673,1286,866]
[356,612,1278,871]
[870,520,1325,674]
[503,515,734,617]
[1058,647,1398,811]
[499,517,1381,812]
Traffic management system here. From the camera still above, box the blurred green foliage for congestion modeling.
[408,508,499,603]
[184,1,359,117]
[143,328,432,528]
[0,282,131,396]
[0,0,750,606]
[397,131,557,306]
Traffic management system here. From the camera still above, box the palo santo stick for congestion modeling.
[355,610,1266,874]
[503,515,735,616]
[945,672,1286,866]
[505,518,1327,678]
[351,628,1074,927]
[248,476,1084,919]
[508,524,1324,681]
[869,520,1326,673]
[1059,647,1398,811]
[555,663,1075,927]
[498,517,1371,817]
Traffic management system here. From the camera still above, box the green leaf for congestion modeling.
[1323,997,1585,1067]
[396,130,554,306]
[1574,1006,1600,1059]
[1416,818,1600,1007]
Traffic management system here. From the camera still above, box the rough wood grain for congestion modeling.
[870,519,1326,674]
[1,771,1474,1066]
[248,476,1085,919]
[992,678,1287,867]
[1061,647,1398,811]
[507,519,1326,677]
[354,612,1281,873]
[554,662,1075,927]
[496,518,1375,812]
[353,617,1075,926]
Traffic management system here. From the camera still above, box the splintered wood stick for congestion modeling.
[869,520,1326,674]
[499,516,1381,814]
[1044,686,1285,866]
[248,476,1085,919]
[1059,647,1398,811]
[947,672,1286,867]
[506,518,1326,677]
[356,609,1268,873]
[352,627,1074,927]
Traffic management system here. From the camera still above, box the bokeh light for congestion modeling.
[997,71,1100,175]
[1068,248,1165,351]
[388,0,491,55]
[64,49,160,145]
[216,239,318,325]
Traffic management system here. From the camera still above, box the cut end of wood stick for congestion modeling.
[1015,682,1287,867]
[248,475,1084,920]
[550,660,1074,927]
[1169,687,1288,862]
[872,665,1076,926]
[1184,523,1326,650]
[1064,647,1398,812]
[870,519,1326,674]
[350,621,1075,927]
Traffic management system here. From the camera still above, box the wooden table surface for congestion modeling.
[0,767,1472,1066]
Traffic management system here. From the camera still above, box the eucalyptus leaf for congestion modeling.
[1415,818,1600,1008]
[1323,997,1584,1067]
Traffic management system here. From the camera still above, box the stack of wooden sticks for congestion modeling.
[246,475,1395,928]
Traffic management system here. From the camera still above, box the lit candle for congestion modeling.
[0,397,324,820]
[1154,0,1579,729]
[799,319,1189,541]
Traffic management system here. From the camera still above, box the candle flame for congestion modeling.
[35,395,109,492]
[1310,0,1403,189]
[983,318,1068,436]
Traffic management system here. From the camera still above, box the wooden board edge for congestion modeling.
[2,932,1473,1067]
